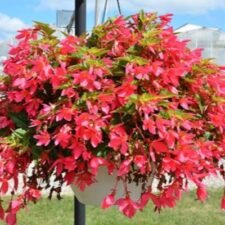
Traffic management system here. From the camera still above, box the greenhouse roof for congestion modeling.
[176,23,219,33]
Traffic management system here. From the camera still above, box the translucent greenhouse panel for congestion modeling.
[213,48,225,65]
[0,38,16,73]
[0,42,9,58]
[177,28,225,65]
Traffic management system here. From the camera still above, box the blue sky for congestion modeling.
[0,0,225,41]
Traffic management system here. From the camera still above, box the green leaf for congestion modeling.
[88,47,108,57]
[195,94,205,114]
[31,145,43,159]
[71,46,89,59]
[94,144,111,157]
[139,27,161,46]
[159,111,170,119]
[8,111,29,129]
[0,128,7,137]
[8,128,30,147]
[139,10,145,23]
[212,95,225,103]
[129,94,139,103]
[204,132,212,140]
[117,55,148,66]
[34,21,55,36]
[111,113,122,125]
[127,45,143,55]
[167,109,194,120]
[84,59,105,67]
[13,128,27,139]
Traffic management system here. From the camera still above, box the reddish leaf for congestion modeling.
[151,141,169,153]
[108,125,128,154]
[116,197,139,218]
[134,155,147,173]
[0,116,11,129]
[101,193,115,209]
[118,159,132,176]
[197,186,208,202]
[221,196,225,210]
[28,189,41,200]
[1,181,8,194]
[11,199,23,214]
[34,131,51,146]
[5,213,16,225]
[0,204,4,220]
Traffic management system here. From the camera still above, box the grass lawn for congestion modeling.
[0,189,224,225]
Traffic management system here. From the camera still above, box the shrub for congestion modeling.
[0,12,225,224]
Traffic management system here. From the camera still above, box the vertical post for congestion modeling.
[75,0,86,36]
[74,1,86,225]
[95,0,100,26]
[74,197,86,225]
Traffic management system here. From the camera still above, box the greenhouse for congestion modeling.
[176,23,225,65]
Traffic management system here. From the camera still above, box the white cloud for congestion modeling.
[38,0,73,10]
[121,0,225,15]
[0,13,28,40]
[37,0,225,15]
[38,0,95,11]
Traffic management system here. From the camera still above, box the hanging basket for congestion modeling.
[71,167,143,205]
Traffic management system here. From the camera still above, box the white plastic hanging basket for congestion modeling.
[71,167,143,205]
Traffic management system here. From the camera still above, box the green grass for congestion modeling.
[1,189,225,225]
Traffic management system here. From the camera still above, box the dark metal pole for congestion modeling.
[75,0,86,36]
[74,1,86,225]
[75,197,85,225]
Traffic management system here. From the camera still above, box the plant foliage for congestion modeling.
[0,12,225,224]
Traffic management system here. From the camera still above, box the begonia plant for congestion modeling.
[0,11,225,224]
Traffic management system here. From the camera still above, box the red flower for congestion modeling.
[115,79,136,104]
[151,140,169,154]
[139,191,159,209]
[221,196,225,210]
[101,193,115,209]
[29,119,42,130]
[5,213,16,225]
[108,125,128,154]
[12,78,26,89]
[70,140,87,160]
[10,199,24,214]
[15,28,38,41]
[0,179,8,194]
[143,117,156,134]
[60,35,80,54]
[51,65,68,89]
[118,159,132,176]
[0,204,4,220]
[34,131,51,146]
[116,197,139,218]
[0,116,11,129]
[89,157,107,175]
[98,93,117,114]
[75,113,105,148]
[134,155,147,174]
[196,186,208,202]
[73,172,95,191]
[54,125,72,148]
[56,107,74,122]
[73,71,101,91]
